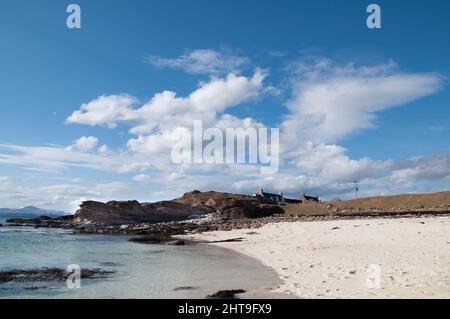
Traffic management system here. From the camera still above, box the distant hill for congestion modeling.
[0,206,67,218]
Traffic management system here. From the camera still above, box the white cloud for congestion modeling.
[132,174,152,183]
[282,59,443,145]
[65,136,99,152]
[147,49,250,75]
[66,69,270,172]
[231,153,450,199]
[97,144,110,154]
[0,176,132,213]
[391,154,450,184]
[118,162,152,174]
[0,143,147,174]
[66,69,268,137]
[66,94,137,128]
[0,143,110,172]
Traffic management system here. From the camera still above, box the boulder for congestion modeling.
[166,240,186,246]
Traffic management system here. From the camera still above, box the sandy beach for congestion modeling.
[182,216,450,298]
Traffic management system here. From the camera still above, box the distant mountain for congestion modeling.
[0,206,67,218]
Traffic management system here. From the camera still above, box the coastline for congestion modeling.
[179,216,450,299]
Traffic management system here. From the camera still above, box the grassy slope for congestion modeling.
[282,203,330,216]
[330,191,450,210]
[283,191,450,216]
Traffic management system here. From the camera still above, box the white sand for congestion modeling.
[181,216,450,298]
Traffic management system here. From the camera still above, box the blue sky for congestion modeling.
[0,0,449,212]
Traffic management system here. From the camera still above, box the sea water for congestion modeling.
[0,216,278,299]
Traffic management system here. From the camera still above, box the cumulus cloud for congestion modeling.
[66,95,138,128]
[65,136,99,152]
[146,49,250,75]
[66,69,268,137]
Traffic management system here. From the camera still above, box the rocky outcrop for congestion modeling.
[73,200,214,225]
[75,191,284,224]
[216,199,284,219]
[73,191,271,226]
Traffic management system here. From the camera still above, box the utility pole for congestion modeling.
[353,181,359,200]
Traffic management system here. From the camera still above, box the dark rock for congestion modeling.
[129,234,172,244]
[24,286,48,290]
[209,238,244,243]
[174,286,199,291]
[57,215,74,222]
[217,199,283,219]
[208,289,246,299]
[5,215,73,229]
[24,286,45,290]
[98,261,122,267]
[166,240,186,246]
[0,268,115,283]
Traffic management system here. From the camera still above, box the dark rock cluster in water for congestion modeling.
[0,268,115,283]
[6,215,74,229]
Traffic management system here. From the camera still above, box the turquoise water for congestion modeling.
[0,216,277,299]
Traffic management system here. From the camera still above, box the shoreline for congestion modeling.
[0,222,281,299]
[179,215,450,299]
[4,210,450,236]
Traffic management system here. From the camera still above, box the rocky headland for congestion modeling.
[5,190,450,239]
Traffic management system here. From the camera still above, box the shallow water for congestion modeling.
[0,216,278,299]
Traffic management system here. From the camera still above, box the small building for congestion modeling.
[253,188,301,204]
[300,192,320,203]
